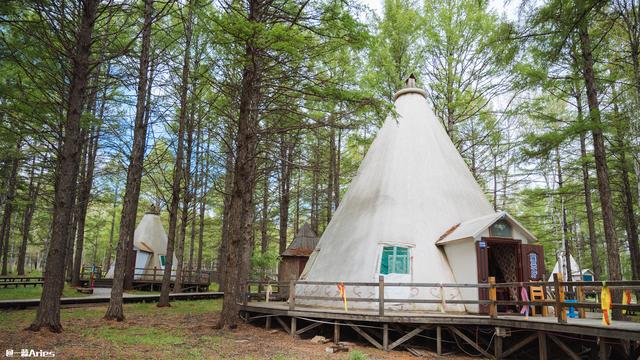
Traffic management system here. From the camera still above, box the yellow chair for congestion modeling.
[529,285,548,316]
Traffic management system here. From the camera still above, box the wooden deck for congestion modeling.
[241,301,640,340]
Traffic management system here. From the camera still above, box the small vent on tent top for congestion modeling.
[393,73,426,100]
[146,204,160,215]
[405,73,417,88]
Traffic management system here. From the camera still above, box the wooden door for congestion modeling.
[476,240,489,313]
[520,244,545,281]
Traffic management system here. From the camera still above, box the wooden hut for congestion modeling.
[278,223,319,297]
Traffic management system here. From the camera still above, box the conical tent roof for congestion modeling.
[300,77,494,289]
[134,211,169,254]
[282,223,319,257]
[548,253,584,281]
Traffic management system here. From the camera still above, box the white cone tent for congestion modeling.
[548,252,594,282]
[297,76,502,312]
[106,207,177,279]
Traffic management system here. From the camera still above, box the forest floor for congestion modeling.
[0,299,472,359]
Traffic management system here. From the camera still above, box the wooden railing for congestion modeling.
[80,266,212,284]
[242,274,640,324]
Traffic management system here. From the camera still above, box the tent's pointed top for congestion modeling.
[146,204,160,215]
[394,74,426,101]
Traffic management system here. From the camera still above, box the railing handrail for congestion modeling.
[241,274,640,324]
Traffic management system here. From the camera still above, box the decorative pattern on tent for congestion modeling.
[492,246,518,300]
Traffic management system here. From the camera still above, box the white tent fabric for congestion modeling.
[548,253,589,281]
[297,79,495,311]
[105,211,176,279]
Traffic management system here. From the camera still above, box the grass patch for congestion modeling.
[348,350,369,360]
[0,284,87,301]
[86,325,186,346]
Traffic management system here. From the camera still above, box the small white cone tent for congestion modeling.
[548,252,592,282]
[106,206,177,279]
[297,76,496,312]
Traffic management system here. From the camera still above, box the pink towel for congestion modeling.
[520,287,530,318]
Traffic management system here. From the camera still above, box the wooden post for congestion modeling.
[383,323,389,351]
[495,330,503,360]
[436,326,442,356]
[288,280,296,310]
[598,337,608,360]
[538,331,547,360]
[334,321,340,344]
[153,267,157,282]
[265,316,271,331]
[290,317,297,338]
[489,276,497,318]
[553,273,566,323]
[440,285,446,313]
[378,275,385,316]
[577,285,585,318]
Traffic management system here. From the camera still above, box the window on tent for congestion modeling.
[380,246,410,275]
[160,255,166,269]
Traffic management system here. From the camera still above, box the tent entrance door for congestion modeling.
[477,238,523,313]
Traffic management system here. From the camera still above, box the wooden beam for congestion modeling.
[495,334,503,360]
[598,337,609,360]
[437,326,442,356]
[538,332,547,360]
[502,333,538,358]
[383,323,389,351]
[274,316,290,335]
[346,322,383,350]
[334,321,340,344]
[378,275,384,316]
[547,333,580,360]
[291,317,297,338]
[295,321,322,336]
[388,325,426,351]
[449,326,495,359]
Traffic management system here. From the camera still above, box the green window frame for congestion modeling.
[160,255,167,268]
[380,246,410,275]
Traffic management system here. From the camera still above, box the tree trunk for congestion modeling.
[188,122,201,278]
[159,0,192,306]
[29,0,97,332]
[334,128,341,209]
[17,156,44,275]
[577,11,623,319]
[575,87,601,280]
[613,101,640,283]
[196,134,210,273]
[278,134,294,257]
[218,2,262,327]
[104,0,154,321]
[104,185,119,271]
[1,141,20,275]
[310,135,320,234]
[72,62,107,286]
[217,126,235,291]
[260,169,270,255]
[556,148,572,284]
[174,103,194,293]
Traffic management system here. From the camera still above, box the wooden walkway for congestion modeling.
[0,291,223,309]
